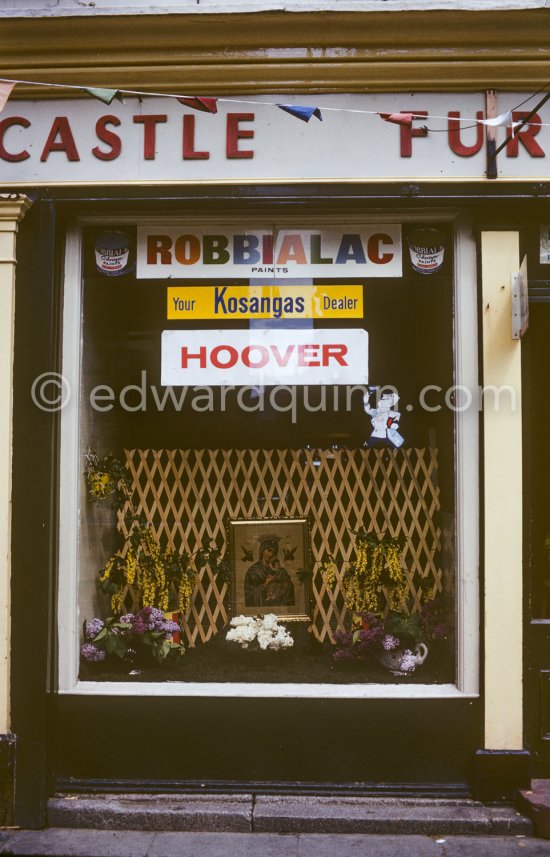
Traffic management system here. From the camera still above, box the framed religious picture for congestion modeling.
[228,517,311,620]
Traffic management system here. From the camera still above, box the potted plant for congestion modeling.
[80,608,184,666]
[331,599,450,675]
[321,526,450,675]
[82,450,228,668]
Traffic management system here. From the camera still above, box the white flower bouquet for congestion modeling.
[226,613,294,652]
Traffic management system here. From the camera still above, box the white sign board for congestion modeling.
[511,255,529,340]
[138,225,401,279]
[2,93,550,185]
[161,328,369,386]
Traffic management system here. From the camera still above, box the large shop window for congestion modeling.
[59,215,479,697]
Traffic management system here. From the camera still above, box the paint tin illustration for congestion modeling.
[408,228,446,275]
[94,231,131,276]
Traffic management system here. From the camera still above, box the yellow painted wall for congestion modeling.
[481,231,523,749]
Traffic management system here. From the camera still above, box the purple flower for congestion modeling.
[151,614,171,632]
[80,643,106,662]
[359,626,382,642]
[149,607,165,620]
[120,614,135,624]
[136,606,167,632]
[161,620,180,638]
[85,618,104,640]
[399,650,417,672]
[382,634,400,651]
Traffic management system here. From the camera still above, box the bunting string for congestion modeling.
[0,75,549,130]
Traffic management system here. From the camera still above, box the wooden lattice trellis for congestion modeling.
[116,448,442,646]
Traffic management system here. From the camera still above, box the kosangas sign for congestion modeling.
[167,285,364,320]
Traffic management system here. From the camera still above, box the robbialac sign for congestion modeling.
[2,93,550,183]
[139,226,401,279]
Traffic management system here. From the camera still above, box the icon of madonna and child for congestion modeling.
[244,534,296,608]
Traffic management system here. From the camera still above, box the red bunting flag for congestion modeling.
[177,96,218,114]
[379,112,415,126]
[0,82,15,114]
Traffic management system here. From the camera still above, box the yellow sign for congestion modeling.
[167,285,363,320]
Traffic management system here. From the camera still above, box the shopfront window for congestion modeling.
[59,214,479,695]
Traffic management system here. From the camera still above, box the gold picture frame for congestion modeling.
[228,517,311,620]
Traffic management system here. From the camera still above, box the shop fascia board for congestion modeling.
[3,9,550,94]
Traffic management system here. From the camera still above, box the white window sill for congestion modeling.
[61,680,478,699]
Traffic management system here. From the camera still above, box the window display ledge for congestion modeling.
[63,681,477,699]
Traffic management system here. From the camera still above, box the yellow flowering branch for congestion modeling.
[322,528,408,617]
[97,519,220,618]
[84,448,132,504]
[88,449,225,619]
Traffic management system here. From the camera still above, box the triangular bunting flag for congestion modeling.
[177,96,218,114]
[379,112,415,126]
[86,87,123,106]
[0,82,15,114]
[478,110,513,127]
[277,104,323,123]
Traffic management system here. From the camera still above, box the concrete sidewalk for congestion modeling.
[1,794,546,857]
[1,830,549,857]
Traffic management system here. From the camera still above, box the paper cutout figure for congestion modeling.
[177,96,218,114]
[0,82,15,114]
[363,388,405,449]
[277,104,323,123]
[86,87,123,106]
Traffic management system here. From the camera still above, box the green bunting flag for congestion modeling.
[86,87,122,105]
